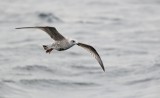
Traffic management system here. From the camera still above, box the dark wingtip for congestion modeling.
[15,27,35,29]
[102,67,105,72]
[15,27,24,29]
[101,65,105,72]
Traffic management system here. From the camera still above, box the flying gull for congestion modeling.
[16,26,105,71]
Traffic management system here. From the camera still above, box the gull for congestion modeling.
[16,26,105,71]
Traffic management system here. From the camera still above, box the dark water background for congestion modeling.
[0,0,160,98]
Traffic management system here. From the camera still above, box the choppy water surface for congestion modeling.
[0,0,160,98]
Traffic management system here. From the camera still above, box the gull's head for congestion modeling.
[68,38,78,46]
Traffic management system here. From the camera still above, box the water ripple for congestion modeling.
[19,79,98,88]
[13,65,54,73]
[125,77,158,85]
[37,12,63,23]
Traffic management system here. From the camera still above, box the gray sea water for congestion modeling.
[0,0,160,98]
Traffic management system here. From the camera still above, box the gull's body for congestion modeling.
[16,26,105,71]
[46,38,73,51]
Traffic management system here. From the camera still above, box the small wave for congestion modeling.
[7,38,35,45]
[37,12,63,23]
[104,48,148,56]
[19,79,98,88]
[2,79,15,83]
[71,64,99,71]
[70,64,104,76]
[125,77,157,85]
[107,67,134,78]
[153,63,160,69]
[13,65,54,73]
[145,63,160,73]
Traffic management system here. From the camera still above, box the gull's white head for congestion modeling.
[68,38,78,46]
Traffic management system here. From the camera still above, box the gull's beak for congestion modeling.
[75,40,79,45]
[76,42,78,45]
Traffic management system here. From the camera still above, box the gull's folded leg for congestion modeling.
[43,45,53,54]
[46,48,53,54]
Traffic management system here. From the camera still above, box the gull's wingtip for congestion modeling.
[15,27,35,29]
[102,67,105,72]
[101,65,105,72]
[15,27,23,29]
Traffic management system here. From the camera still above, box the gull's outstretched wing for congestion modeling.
[16,26,65,41]
[77,43,105,72]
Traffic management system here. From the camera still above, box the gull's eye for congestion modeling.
[72,40,75,43]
